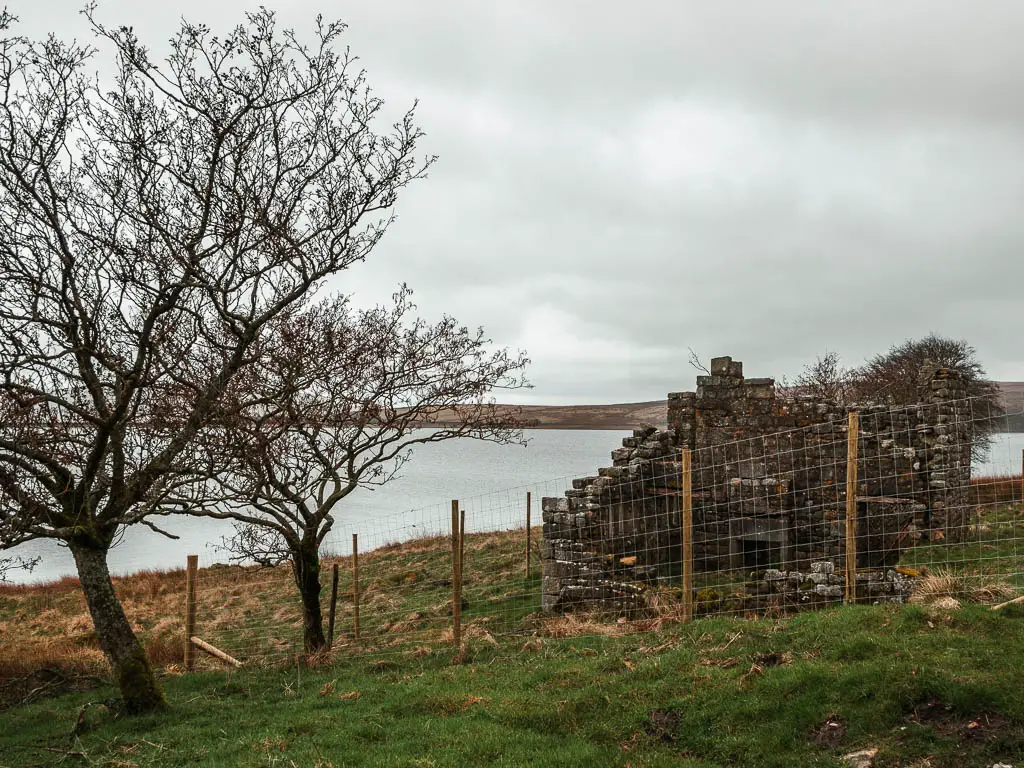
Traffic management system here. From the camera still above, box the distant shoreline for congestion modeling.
[453,382,1024,432]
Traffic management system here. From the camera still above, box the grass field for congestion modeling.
[1,494,1022,767]
[2,603,1024,767]
[0,525,548,692]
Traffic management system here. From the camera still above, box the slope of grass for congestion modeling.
[0,526,543,689]
[2,603,1024,767]
[1,500,1022,766]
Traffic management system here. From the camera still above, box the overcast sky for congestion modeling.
[11,1,1024,404]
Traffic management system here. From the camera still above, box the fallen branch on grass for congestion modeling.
[189,637,243,667]
[991,595,1024,611]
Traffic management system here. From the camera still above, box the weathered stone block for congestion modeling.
[542,497,569,514]
[710,356,733,375]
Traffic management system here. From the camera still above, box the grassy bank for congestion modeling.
[0,525,544,702]
[2,603,1024,767]
[1,494,1021,766]
[2,478,1018,687]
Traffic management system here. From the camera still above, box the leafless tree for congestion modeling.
[0,8,429,712]
[792,351,855,404]
[166,289,528,652]
[851,333,1004,461]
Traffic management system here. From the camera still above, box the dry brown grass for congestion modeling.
[970,474,1023,506]
[438,618,498,647]
[0,640,105,678]
[0,573,82,599]
[539,613,629,638]
[0,525,536,695]
[909,567,1018,606]
[534,586,699,639]
[644,587,687,623]
[0,562,290,689]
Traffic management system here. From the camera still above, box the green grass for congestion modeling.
[191,529,546,664]
[3,603,1024,768]
[900,504,1024,588]
[2,503,1022,766]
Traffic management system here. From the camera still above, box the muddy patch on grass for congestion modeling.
[906,698,1013,743]
[646,708,681,742]
[752,651,787,668]
[811,713,847,749]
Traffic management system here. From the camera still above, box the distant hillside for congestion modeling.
[507,382,1024,432]
[509,400,667,430]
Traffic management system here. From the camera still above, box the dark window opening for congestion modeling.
[741,539,780,570]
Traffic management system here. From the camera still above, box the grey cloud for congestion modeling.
[10,0,1024,395]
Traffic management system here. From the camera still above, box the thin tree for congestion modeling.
[171,289,528,653]
[0,8,430,712]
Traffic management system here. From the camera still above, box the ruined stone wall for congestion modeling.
[741,560,917,614]
[541,356,971,614]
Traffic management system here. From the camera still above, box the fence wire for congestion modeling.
[178,396,1024,669]
[2,397,1020,685]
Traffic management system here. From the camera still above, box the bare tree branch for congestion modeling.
[687,348,710,375]
[0,553,39,582]
[177,287,530,651]
[0,8,430,711]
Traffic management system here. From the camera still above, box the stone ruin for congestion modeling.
[540,356,973,615]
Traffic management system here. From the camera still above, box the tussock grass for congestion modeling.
[910,567,1018,606]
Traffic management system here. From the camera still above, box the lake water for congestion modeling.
[977,432,1024,476]
[7,430,624,583]
[7,430,1023,584]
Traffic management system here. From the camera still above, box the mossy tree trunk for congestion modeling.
[69,541,167,714]
[292,537,327,653]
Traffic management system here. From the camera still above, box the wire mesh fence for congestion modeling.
[1,394,1021,691]
[174,395,1024,672]
[540,395,1022,619]
[183,474,577,669]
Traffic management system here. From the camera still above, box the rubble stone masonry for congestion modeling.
[541,356,971,614]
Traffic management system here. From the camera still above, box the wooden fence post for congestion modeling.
[525,491,532,579]
[680,449,694,622]
[352,534,360,641]
[460,509,466,582]
[184,554,198,671]
[327,563,339,649]
[451,499,462,646]
[845,411,860,604]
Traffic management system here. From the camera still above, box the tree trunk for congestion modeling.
[69,542,167,714]
[292,539,327,653]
